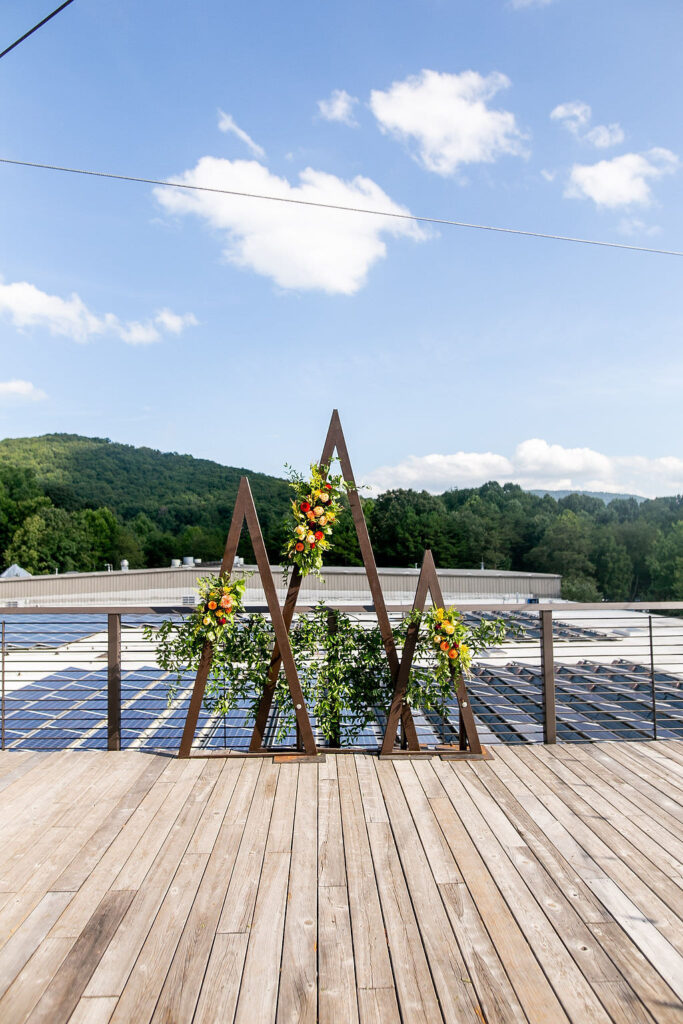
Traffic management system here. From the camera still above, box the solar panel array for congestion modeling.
[1,612,682,752]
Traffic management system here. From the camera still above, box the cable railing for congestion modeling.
[1,603,682,752]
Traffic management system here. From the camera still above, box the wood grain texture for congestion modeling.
[277,762,318,1024]
[0,742,681,1024]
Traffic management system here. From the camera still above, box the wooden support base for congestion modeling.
[178,748,327,762]
[437,744,495,761]
[378,747,437,760]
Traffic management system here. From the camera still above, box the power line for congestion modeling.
[0,1,76,61]
[1,154,682,258]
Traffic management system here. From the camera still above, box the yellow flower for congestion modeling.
[306,532,315,544]
[327,512,335,522]
[435,608,445,621]
[313,506,323,516]
[295,525,305,538]
[460,644,470,657]
[320,492,329,503]
[203,616,210,625]
[444,623,455,636]
[318,515,327,525]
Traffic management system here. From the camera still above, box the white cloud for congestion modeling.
[317,89,359,126]
[0,379,47,402]
[550,100,591,135]
[509,0,555,7]
[369,69,527,176]
[566,148,679,208]
[617,217,661,238]
[540,169,556,182]
[367,439,683,499]
[0,278,197,345]
[551,100,624,149]
[584,123,625,149]
[154,309,199,334]
[217,110,265,158]
[154,157,426,294]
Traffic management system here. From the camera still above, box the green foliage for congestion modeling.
[148,603,395,744]
[4,504,143,575]
[648,522,683,600]
[560,575,602,602]
[147,603,513,746]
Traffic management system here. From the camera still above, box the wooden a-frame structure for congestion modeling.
[178,477,317,758]
[380,549,487,758]
[248,409,419,752]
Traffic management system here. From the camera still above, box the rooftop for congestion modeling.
[0,742,681,1022]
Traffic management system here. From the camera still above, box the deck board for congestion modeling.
[0,741,682,1024]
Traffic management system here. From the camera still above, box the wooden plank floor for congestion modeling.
[1,741,682,1024]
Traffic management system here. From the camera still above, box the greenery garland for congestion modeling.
[147,588,515,745]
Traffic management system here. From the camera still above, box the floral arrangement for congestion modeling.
[194,573,246,645]
[283,461,350,578]
[424,606,474,681]
[403,606,511,709]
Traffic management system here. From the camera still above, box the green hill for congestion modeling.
[0,433,288,525]
[0,434,294,573]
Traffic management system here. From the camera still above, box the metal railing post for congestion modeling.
[108,613,121,751]
[540,610,556,744]
[648,615,658,741]
[1,620,5,750]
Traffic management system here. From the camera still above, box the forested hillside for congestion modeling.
[0,434,681,600]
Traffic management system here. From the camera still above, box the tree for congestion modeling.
[527,510,596,578]
[561,576,602,602]
[593,530,633,600]
[648,522,683,600]
[369,490,447,566]
[4,506,84,574]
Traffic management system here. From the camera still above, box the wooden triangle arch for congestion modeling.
[249,409,419,751]
[178,476,317,758]
[380,549,483,756]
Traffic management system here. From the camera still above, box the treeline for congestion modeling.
[0,435,681,600]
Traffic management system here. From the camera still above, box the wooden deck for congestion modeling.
[1,742,682,1023]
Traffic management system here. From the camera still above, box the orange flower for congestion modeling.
[295,542,304,552]
[448,649,458,659]
[440,641,449,652]
[219,595,232,608]
[208,601,217,610]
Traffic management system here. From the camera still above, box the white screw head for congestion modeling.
[462,701,468,708]
[296,704,302,710]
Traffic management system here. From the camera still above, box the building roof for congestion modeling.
[0,563,31,579]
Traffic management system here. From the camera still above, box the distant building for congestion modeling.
[0,564,31,579]
[0,562,561,607]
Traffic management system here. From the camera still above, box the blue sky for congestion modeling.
[1,0,682,497]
